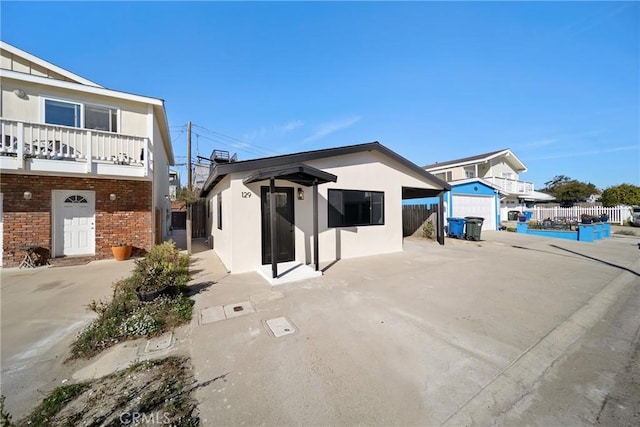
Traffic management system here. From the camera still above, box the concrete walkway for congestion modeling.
[1,230,638,423]
[187,231,640,425]
[0,258,136,418]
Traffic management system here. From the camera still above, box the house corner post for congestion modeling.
[270,178,277,279]
[313,181,319,271]
[438,192,445,245]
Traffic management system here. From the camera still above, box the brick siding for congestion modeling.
[0,174,152,267]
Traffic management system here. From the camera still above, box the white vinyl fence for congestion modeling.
[529,205,632,225]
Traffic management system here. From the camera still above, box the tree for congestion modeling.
[540,175,600,206]
[600,184,640,207]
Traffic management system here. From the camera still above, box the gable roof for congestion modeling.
[448,177,509,195]
[201,141,450,196]
[1,41,103,87]
[424,148,527,173]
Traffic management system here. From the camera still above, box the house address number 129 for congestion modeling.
[241,192,251,198]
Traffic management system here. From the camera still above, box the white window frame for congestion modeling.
[40,95,120,133]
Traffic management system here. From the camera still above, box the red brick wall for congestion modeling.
[1,174,152,267]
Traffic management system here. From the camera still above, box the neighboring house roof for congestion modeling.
[201,141,451,196]
[424,148,527,173]
[518,190,555,202]
[1,41,103,87]
[448,178,509,195]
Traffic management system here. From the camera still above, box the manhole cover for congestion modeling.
[223,301,254,319]
[265,317,296,338]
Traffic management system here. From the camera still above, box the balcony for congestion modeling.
[0,118,149,178]
[486,176,534,194]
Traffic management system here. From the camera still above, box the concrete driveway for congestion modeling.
[188,231,640,425]
[0,259,135,418]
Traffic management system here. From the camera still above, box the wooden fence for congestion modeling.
[191,199,207,238]
[402,204,437,237]
[529,205,632,225]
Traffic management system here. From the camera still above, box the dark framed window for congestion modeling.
[217,193,222,230]
[44,99,118,132]
[328,189,384,227]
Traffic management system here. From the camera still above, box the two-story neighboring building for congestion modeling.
[424,149,553,229]
[169,170,180,201]
[0,41,174,267]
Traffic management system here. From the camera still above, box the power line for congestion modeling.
[193,132,275,158]
[191,123,282,157]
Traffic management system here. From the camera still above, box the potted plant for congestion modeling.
[580,214,593,224]
[132,241,189,301]
[111,242,132,261]
[600,213,609,222]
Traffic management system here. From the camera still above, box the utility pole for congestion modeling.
[186,121,192,254]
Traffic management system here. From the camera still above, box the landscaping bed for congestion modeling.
[70,242,193,359]
[0,242,203,426]
[15,357,199,426]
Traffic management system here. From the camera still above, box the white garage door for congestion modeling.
[452,195,495,231]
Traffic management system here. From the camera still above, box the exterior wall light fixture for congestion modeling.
[23,191,32,200]
[297,188,304,200]
[109,193,117,201]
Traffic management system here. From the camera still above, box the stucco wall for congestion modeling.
[151,109,171,241]
[208,150,442,274]
[209,176,233,271]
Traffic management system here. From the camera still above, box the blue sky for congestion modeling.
[2,1,638,190]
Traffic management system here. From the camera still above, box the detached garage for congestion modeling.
[445,179,504,231]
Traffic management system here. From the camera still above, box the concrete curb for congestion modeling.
[441,258,640,426]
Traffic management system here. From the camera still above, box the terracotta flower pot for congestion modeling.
[111,245,132,261]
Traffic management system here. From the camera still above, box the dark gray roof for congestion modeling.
[423,149,509,170]
[243,164,337,186]
[201,141,450,196]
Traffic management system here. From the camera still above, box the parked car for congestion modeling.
[631,206,640,227]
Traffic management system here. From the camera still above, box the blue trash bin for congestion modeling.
[523,211,533,221]
[447,217,466,239]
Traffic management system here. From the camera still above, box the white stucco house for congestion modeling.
[424,149,553,224]
[200,142,450,283]
[0,41,174,267]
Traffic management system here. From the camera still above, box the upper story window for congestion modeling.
[501,172,515,179]
[44,99,118,132]
[465,170,476,178]
[45,99,81,127]
[435,171,452,182]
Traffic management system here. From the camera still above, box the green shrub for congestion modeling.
[133,241,190,292]
[69,243,193,359]
[422,220,435,239]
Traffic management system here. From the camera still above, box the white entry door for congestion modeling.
[53,190,95,256]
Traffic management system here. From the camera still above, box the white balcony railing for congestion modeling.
[0,118,149,177]
[486,176,534,194]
